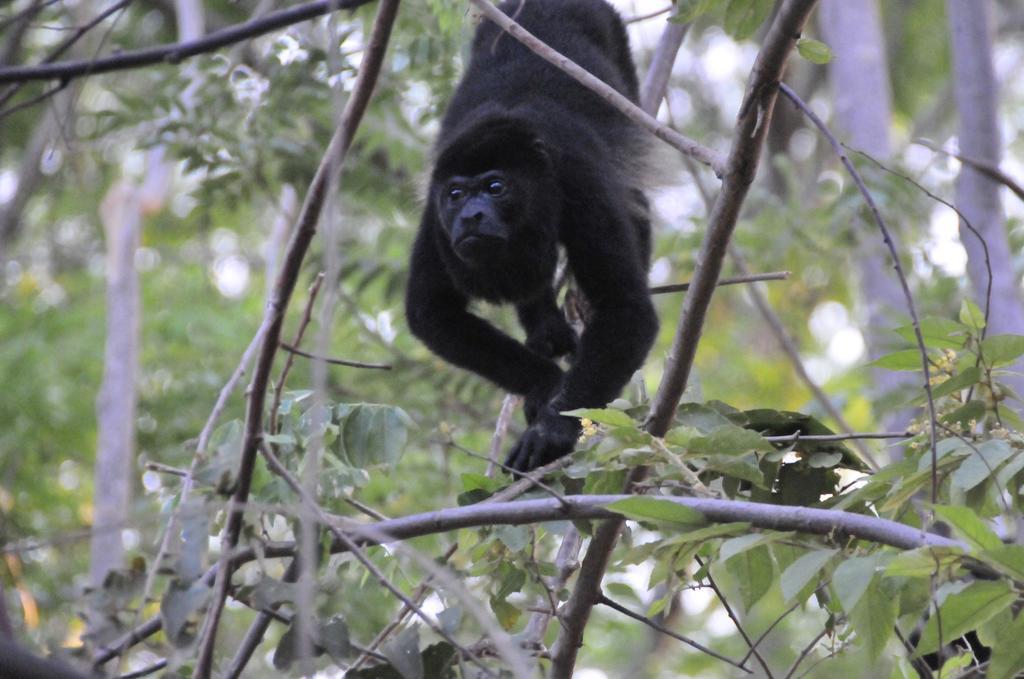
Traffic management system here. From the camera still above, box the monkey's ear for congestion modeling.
[531,138,556,167]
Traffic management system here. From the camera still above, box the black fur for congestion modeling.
[406,0,658,472]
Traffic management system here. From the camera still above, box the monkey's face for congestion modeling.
[437,169,522,266]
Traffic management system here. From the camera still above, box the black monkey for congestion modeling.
[405,0,658,472]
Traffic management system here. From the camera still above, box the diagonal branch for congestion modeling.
[189,2,400,675]
[466,0,724,174]
[551,3,820,676]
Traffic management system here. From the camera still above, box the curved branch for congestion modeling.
[0,0,375,84]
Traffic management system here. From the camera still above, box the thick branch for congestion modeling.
[552,3,819,676]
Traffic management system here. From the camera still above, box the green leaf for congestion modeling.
[796,38,832,64]
[675,403,734,433]
[563,407,633,427]
[915,580,1015,656]
[981,334,1024,367]
[719,532,792,561]
[490,596,521,631]
[884,547,964,578]
[949,440,1015,493]
[932,504,1002,551]
[959,299,985,331]
[689,424,774,456]
[724,0,773,40]
[849,576,898,661]
[980,544,1024,581]
[725,544,774,610]
[930,366,982,399]
[338,404,413,468]
[672,0,724,23]
[320,615,352,661]
[605,497,707,527]
[161,581,212,647]
[780,549,837,602]
[895,317,967,350]
[833,553,885,612]
[871,349,927,371]
[493,525,530,552]
[987,610,1024,679]
[381,625,423,679]
[660,522,751,545]
[460,472,502,494]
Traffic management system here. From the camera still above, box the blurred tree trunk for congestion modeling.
[819,0,915,434]
[88,0,203,586]
[947,0,1024,399]
[89,183,141,587]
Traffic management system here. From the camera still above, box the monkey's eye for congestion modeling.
[447,186,465,201]
[486,179,507,196]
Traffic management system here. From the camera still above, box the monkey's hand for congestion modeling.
[504,405,580,473]
[525,316,578,359]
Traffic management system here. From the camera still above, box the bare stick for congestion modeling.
[486,394,521,477]
[270,273,325,434]
[598,594,749,672]
[650,270,790,295]
[278,341,391,369]
[778,82,939,501]
[0,0,132,113]
[695,555,772,675]
[913,140,1024,202]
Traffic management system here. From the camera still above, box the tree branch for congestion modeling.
[190,1,399,675]
[0,0,376,85]
[550,3,819,676]
[466,0,724,174]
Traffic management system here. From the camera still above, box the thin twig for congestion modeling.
[764,431,911,443]
[695,555,774,676]
[486,394,521,477]
[779,82,940,502]
[913,140,1024,202]
[851,147,992,334]
[649,270,790,295]
[782,628,828,679]
[270,273,325,434]
[598,594,750,672]
[278,341,391,369]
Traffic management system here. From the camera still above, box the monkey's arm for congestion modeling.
[505,195,658,472]
[406,220,564,406]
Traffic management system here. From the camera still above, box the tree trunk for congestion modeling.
[820,0,915,434]
[89,183,141,586]
[947,0,1024,398]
